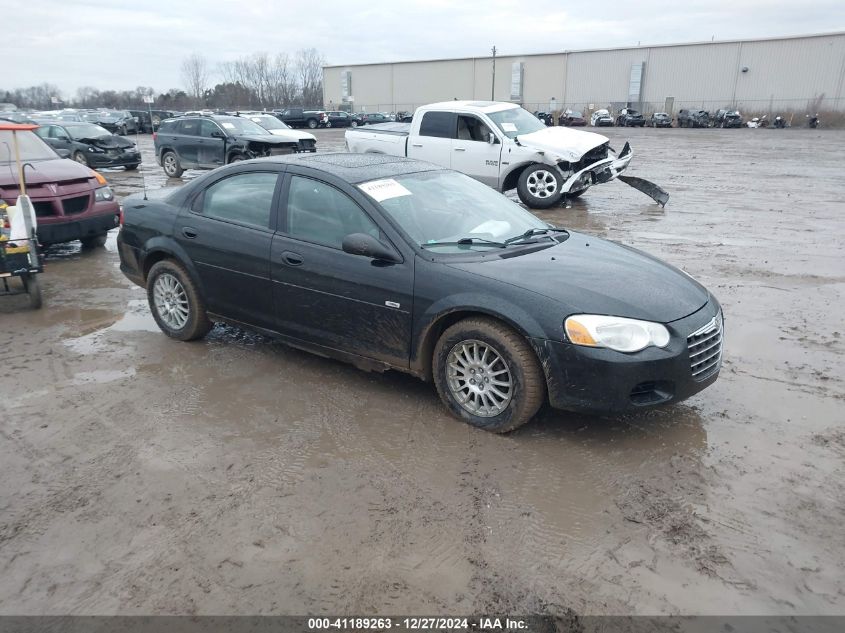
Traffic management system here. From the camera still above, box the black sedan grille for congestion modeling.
[62,195,90,216]
[688,314,723,380]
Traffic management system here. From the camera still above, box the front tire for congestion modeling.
[517,164,563,209]
[325,120,332,128]
[146,260,211,341]
[81,232,108,248]
[433,317,545,433]
[73,151,88,166]
[350,120,358,128]
[162,151,183,177]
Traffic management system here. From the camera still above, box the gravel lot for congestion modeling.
[1,127,843,616]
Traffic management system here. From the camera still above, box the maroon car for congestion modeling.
[0,125,120,247]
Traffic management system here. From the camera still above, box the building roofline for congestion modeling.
[323,31,845,69]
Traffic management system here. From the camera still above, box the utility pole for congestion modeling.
[491,45,497,100]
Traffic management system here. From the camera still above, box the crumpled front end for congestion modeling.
[556,141,633,195]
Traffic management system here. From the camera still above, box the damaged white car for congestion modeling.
[345,101,667,208]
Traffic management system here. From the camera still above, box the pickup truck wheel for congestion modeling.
[517,165,563,209]
[162,151,183,177]
[147,260,211,342]
[307,119,318,129]
[433,317,545,433]
[81,233,108,248]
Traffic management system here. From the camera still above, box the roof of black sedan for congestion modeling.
[256,152,441,184]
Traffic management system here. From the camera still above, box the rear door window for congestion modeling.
[419,112,456,139]
[180,119,201,136]
[197,172,279,229]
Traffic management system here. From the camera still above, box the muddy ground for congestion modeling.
[1,127,843,616]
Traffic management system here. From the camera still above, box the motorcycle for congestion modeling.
[807,113,820,128]
[747,114,769,128]
[773,115,789,129]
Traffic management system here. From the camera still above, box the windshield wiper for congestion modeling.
[504,227,568,245]
[421,237,507,249]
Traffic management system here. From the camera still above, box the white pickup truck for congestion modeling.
[345,100,665,208]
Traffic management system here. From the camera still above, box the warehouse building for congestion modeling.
[323,32,845,117]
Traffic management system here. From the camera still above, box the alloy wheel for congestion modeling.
[526,169,558,199]
[153,273,189,330]
[446,340,513,417]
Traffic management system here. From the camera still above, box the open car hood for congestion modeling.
[516,127,609,161]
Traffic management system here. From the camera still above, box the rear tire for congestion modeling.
[81,233,108,249]
[307,119,318,129]
[146,260,212,341]
[162,151,183,177]
[517,164,563,209]
[433,317,545,433]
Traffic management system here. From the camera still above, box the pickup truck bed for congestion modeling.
[345,122,410,155]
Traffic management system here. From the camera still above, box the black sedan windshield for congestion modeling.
[487,107,546,138]
[66,123,112,139]
[366,171,549,252]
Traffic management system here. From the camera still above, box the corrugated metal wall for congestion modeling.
[323,33,845,114]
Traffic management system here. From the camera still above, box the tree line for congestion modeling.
[1,48,326,112]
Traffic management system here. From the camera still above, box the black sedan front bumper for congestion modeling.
[532,300,722,414]
[85,150,142,168]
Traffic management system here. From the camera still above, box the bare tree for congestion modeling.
[295,48,325,107]
[181,53,210,104]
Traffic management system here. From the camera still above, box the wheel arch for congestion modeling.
[140,238,205,296]
[413,306,538,382]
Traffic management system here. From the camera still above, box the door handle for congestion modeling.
[181,227,198,239]
[280,251,304,266]
[411,143,423,148]
[454,147,467,152]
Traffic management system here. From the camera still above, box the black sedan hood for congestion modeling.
[447,231,709,323]
[78,135,134,149]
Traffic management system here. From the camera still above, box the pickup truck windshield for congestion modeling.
[368,170,549,253]
[487,107,546,139]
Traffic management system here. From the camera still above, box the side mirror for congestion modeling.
[56,149,71,159]
[487,132,497,144]
[342,233,401,263]
[211,130,226,139]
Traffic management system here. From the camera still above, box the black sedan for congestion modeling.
[648,112,673,128]
[359,112,390,125]
[117,154,722,433]
[34,121,141,169]
[325,111,362,128]
[83,110,139,135]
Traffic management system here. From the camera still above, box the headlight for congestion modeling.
[94,185,115,202]
[564,314,670,353]
[88,146,104,152]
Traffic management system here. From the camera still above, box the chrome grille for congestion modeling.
[688,313,723,380]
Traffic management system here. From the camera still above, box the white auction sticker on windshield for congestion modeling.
[358,179,412,202]
[501,122,517,132]
[221,122,236,129]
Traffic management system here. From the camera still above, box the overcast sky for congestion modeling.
[5,0,843,96]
